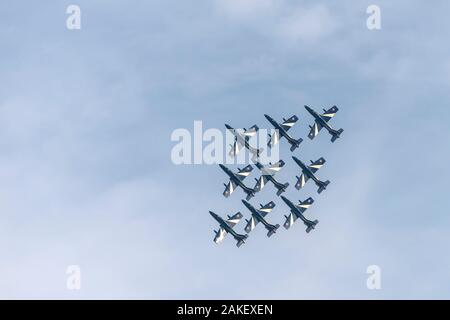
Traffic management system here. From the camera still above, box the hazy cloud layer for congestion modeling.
[0,1,449,299]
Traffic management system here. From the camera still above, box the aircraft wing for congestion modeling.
[225,212,243,227]
[244,216,259,233]
[257,201,276,217]
[243,125,259,138]
[267,129,280,147]
[228,138,242,157]
[321,106,339,122]
[261,160,285,176]
[223,180,237,197]
[268,116,298,147]
[236,165,253,181]
[295,173,310,190]
[253,175,268,192]
[283,212,298,230]
[308,157,326,173]
[244,201,276,233]
[228,125,259,156]
[308,121,323,140]
[281,115,299,132]
[295,197,314,213]
[213,227,227,244]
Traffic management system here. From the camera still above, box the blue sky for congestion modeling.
[0,0,449,299]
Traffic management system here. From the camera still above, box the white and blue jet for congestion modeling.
[209,211,248,248]
[305,105,344,142]
[264,114,303,152]
[281,196,318,233]
[225,123,263,160]
[219,164,255,200]
[242,200,280,238]
[293,156,330,194]
[253,160,289,196]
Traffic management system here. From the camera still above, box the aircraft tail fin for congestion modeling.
[331,128,344,142]
[284,213,297,230]
[305,220,319,233]
[256,147,264,157]
[276,182,289,196]
[267,224,280,238]
[283,215,290,230]
[295,176,301,190]
[249,146,264,160]
[235,233,248,248]
[317,180,330,194]
[289,138,303,152]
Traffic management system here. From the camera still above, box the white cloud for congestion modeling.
[277,4,337,44]
[214,1,338,46]
[214,0,277,20]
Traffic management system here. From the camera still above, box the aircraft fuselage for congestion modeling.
[305,106,334,133]
[209,211,240,238]
[225,124,258,155]
[219,164,254,195]
[292,157,320,184]
[242,201,272,229]
[280,196,309,224]
[254,162,283,188]
[264,114,297,145]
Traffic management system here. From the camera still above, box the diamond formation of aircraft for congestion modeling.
[225,124,263,160]
[305,105,344,142]
[264,114,303,152]
[210,106,344,247]
[209,211,248,247]
[242,200,280,237]
[220,164,255,201]
[293,156,330,194]
[253,160,289,196]
[281,196,318,233]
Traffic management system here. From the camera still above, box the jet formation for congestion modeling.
[211,105,344,247]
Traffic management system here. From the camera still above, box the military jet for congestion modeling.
[253,160,289,196]
[292,156,330,194]
[225,124,263,160]
[219,164,255,200]
[209,211,248,247]
[305,105,344,142]
[242,200,280,237]
[264,114,303,151]
[281,196,318,233]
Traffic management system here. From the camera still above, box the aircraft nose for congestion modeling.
[219,164,226,170]
[225,124,232,130]
[209,211,217,218]
[282,198,290,206]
